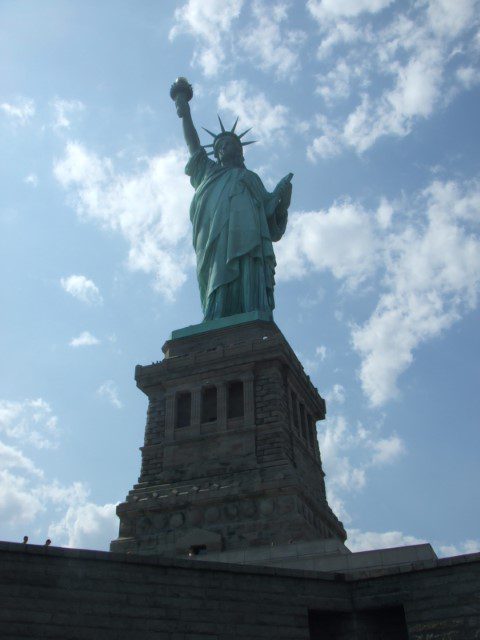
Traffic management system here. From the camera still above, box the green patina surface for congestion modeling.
[170,310,273,340]
[186,148,289,320]
[170,77,292,322]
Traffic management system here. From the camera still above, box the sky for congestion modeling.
[0,0,479,557]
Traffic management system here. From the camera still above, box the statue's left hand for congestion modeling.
[275,174,293,208]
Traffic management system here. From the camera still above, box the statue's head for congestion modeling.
[213,133,244,166]
[203,116,256,167]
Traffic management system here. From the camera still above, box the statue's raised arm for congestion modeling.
[169,77,293,322]
[170,77,201,156]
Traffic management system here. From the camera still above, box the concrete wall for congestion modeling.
[1,542,480,639]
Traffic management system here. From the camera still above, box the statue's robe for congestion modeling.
[186,148,288,320]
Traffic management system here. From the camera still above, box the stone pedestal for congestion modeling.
[111,317,346,556]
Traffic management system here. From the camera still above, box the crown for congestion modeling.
[202,116,257,157]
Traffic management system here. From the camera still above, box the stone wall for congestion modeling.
[112,320,345,556]
[1,541,479,639]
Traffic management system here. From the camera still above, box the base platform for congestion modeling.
[111,318,345,556]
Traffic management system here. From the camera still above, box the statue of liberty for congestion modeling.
[171,77,293,321]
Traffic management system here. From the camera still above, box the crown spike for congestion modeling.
[231,116,239,133]
[241,140,257,147]
[202,127,217,138]
[217,114,226,132]
[238,127,252,139]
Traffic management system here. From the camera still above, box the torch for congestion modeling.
[170,77,193,115]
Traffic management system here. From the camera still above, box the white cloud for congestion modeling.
[239,1,306,78]
[319,416,366,493]
[388,49,443,119]
[54,143,192,300]
[370,434,405,465]
[48,501,117,550]
[0,469,45,527]
[0,398,59,450]
[60,274,103,305]
[348,530,480,557]
[97,380,122,409]
[307,129,341,160]
[316,345,327,361]
[318,414,405,523]
[326,383,346,404]
[315,20,365,59]
[169,0,244,76]
[0,441,43,477]
[346,528,426,552]
[315,60,359,104]
[38,480,89,506]
[276,201,378,287]
[0,396,118,550]
[438,539,480,557]
[376,197,394,229]
[0,431,88,532]
[0,460,116,548]
[24,173,38,187]
[217,80,290,143]
[69,331,100,348]
[51,98,85,130]
[426,0,476,38]
[352,179,480,406]
[341,48,444,153]
[456,66,480,89]
[0,464,115,548]
[280,177,480,407]
[0,97,35,125]
[307,0,480,158]
[307,0,393,21]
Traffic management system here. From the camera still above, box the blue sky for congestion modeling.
[0,0,479,556]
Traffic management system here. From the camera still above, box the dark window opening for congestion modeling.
[291,391,299,430]
[309,610,352,639]
[176,391,191,428]
[308,606,408,640]
[228,380,244,419]
[307,414,315,449]
[188,544,207,557]
[201,385,217,423]
[299,403,307,440]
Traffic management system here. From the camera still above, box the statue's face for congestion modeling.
[215,136,243,166]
